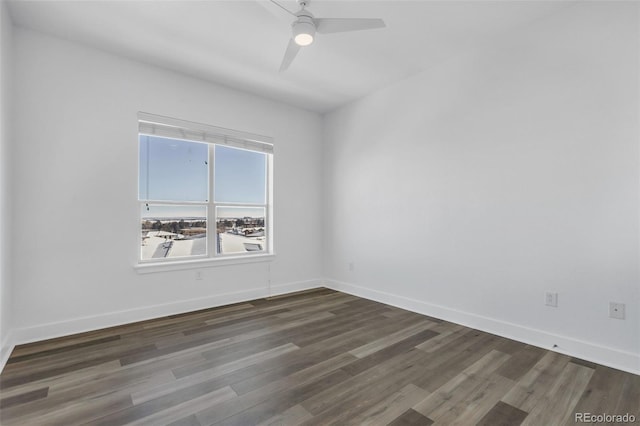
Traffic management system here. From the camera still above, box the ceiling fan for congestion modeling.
[261,0,386,71]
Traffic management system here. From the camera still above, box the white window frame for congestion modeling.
[134,112,274,274]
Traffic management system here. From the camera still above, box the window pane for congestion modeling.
[141,204,207,260]
[214,145,266,204]
[216,206,266,255]
[139,135,209,202]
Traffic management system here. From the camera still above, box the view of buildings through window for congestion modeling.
[139,134,269,261]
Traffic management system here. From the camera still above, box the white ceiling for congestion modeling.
[7,0,573,113]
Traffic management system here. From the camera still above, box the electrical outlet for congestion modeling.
[195,271,203,280]
[545,292,558,307]
[348,262,355,272]
[609,302,625,320]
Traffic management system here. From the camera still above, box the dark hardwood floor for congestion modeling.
[0,288,638,425]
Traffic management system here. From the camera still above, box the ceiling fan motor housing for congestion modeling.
[292,14,316,46]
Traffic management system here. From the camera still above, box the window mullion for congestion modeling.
[209,145,216,258]
[211,202,266,208]
[266,153,273,253]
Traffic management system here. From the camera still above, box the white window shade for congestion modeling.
[138,112,274,154]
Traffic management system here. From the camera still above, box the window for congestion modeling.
[138,113,273,264]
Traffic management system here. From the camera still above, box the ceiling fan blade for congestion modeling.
[279,38,300,72]
[314,18,386,34]
[256,0,296,23]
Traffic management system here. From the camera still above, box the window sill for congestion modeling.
[133,254,275,274]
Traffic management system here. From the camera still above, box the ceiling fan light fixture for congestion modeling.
[272,0,386,72]
[292,19,315,46]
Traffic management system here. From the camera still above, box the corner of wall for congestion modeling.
[0,0,15,374]
[0,331,14,373]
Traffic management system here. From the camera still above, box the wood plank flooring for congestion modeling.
[0,288,638,425]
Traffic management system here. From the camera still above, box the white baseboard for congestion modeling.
[269,279,324,297]
[1,329,15,373]
[324,279,640,376]
[7,278,636,376]
[10,279,324,350]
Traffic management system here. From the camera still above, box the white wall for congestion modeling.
[10,27,324,343]
[5,1,640,376]
[324,1,640,373]
[0,0,14,368]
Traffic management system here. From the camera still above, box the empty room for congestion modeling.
[0,0,638,425]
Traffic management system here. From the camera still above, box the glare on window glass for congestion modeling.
[139,135,209,202]
[214,145,266,204]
